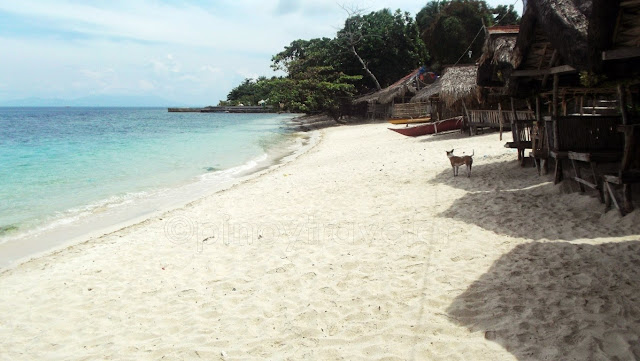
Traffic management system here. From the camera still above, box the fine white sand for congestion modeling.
[1,123,639,360]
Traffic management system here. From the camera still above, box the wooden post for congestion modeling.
[511,97,522,163]
[552,74,562,183]
[618,84,628,125]
[498,102,503,141]
[628,88,636,117]
[462,101,471,135]
[580,96,584,116]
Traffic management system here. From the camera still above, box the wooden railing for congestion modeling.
[468,110,535,128]
[545,116,623,153]
[367,103,390,119]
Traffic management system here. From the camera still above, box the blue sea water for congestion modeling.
[0,107,299,245]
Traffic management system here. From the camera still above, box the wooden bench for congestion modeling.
[530,122,549,175]
[505,119,534,167]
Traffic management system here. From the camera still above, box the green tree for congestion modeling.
[268,66,362,119]
[226,76,273,105]
[416,1,448,38]
[271,38,338,76]
[419,1,493,71]
[336,9,428,92]
[492,5,520,25]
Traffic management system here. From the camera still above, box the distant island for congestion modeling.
[168,105,276,113]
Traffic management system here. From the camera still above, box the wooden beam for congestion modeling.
[541,50,558,87]
[512,65,577,77]
[620,0,640,7]
[536,43,549,69]
[602,47,640,61]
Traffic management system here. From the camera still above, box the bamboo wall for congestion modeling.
[390,102,431,119]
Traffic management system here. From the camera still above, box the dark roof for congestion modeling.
[354,68,422,104]
[477,27,519,88]
[513,0,618,73]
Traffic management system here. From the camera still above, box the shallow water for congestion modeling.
[0,107,299,244]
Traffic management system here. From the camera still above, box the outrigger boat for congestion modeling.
[387,116,431,125]
[388,116,463,137]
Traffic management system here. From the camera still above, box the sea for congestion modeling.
[0,107,307,266]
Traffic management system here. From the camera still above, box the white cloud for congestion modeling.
[138,79,155,90]
[0,0,523,105]
[200,65,222,74]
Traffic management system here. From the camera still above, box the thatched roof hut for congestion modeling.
[440,65,479,106]
[477,26,519,88]
[411,78,441,103]
[411,65,478,107]
[354,68,425,104]
[513,0,593,72]
[508,0,637,97]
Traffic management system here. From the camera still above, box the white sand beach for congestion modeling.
[1,123,640,360]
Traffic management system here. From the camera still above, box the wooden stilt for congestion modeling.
[604,182,612,210]
[591,162,604,203]
[571,159,586,192]
[552,75,562,183]
[623,184,634,214]
[605,182,623,215]
[618,84,629,125]
[498,102,503,141]
[555,159,563,184]
[462,101,471,136]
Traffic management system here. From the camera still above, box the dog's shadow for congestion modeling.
[429,157,546,193]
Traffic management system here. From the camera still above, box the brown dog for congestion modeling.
[446,149,474,177]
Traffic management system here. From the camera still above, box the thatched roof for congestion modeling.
[411,78,441,102]
[440,65,479,106]
[354,68,422,104]
[411,65,478,106]
[513,0,618,73]
[477,26,519,87]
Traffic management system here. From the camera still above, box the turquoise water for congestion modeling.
[0,107,297,242]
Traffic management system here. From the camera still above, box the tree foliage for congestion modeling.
[224,1,519,117]
[417,1,520,72]
[419,1,492,71]
[492,5,520,26]
[225,76,273,106]
[268,66,361,118]
[335,9,428,92]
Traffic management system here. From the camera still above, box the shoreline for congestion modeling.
[1,123,639,360]
[0,129,321,270]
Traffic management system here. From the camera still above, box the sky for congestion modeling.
[0,0,523,106]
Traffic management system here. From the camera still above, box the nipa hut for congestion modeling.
[439,65,480,108]
[509,0,640,215]
[477,25,519,91]
[411,65,479,122]
[354,67,434,119]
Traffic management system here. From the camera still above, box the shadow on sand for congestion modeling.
[447,241,640,360]
[428,159,640,240]
[429,159,542,193]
